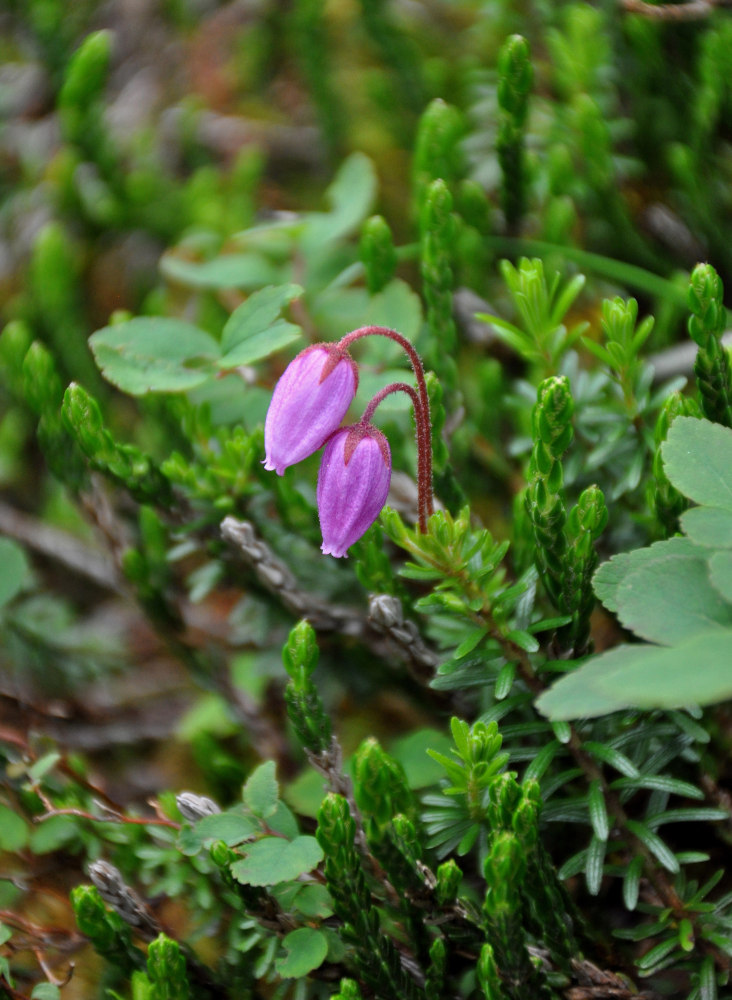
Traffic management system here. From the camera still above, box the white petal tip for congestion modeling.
[321,544,347,558]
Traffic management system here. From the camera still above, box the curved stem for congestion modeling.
[338,326,434,532]
[360,382,425,529]
[361,382,420,424]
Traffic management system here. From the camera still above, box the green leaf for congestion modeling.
[625,820,679,873]
[585,834,605,895]
[291,884,333,919]
[614,547,732,645]
[681,506,732,549]
[220,284,302,352]
[635,936,679,972]
[610,775,703,799]
[275,927,328,979]
[219,285,303,366]
[220,319,301,368]
[90,318,220,395]
[160,252,284,290]
[699,956,717,1000]
[622,855,643,910]
[709,550,732,603]
[593,537,698,614]
[454,627,488,658]
[587,781,609,841]
[31,985,61,1000]
[230,835,323,886]
[0,803,27,850]
[29,816,78,854]
[243,761,279,819]
[537,630,732,718]
[0,539,30,608]
[303,152,377,248]
[583,741,640,778]
[27,752,61,782]
[178,812,258,855]
[391,728,453,788]
[662,417,732,510]
[505,629,539,653]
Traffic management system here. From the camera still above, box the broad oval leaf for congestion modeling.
[593,537,698,615]
[615,548,732,645]
[243,760,279,819]
[680,506,732,549]
[178,812,258,855]
[275,927,329,979]
[160,252,284,290]
[230,835,323,886]
[219,284,303,365]
[537,630,732,719]
[709,550,732,603]
[662,417,732,511]
[90,318,220,395]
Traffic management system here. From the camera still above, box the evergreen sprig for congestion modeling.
[688,262,732,427]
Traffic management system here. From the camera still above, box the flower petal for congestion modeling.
[318,426,391,557]
[264,346,357,474]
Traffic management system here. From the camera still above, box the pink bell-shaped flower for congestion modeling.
[317,424,392,558]
[264,344,358,475]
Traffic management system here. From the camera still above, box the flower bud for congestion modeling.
[317,424,391,558]
[263,345,358,475]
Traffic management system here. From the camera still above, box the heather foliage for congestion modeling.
[3,3,732,1000]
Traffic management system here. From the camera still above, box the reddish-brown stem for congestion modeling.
[35,806,180,830]
[361,382,420,424]
[338,326,434,532]
[360,381,424,525]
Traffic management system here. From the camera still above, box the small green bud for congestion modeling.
[22,342,63,415]
[497,35,533,125]
[533,376,574,455]
[147,934,189,1000]
[282,619,319,683]
[568,485,608,539]
[425,936,447,999]
[360,215,397,295]
[317,793,355,853]
[413,99,464,211]
[62,382,103,446]
[353,738,413,827]
[0,321,32,395]
[688,262,725,344]
[333,980,362,1000]
[484,832,525,912]
[391,814,421,867]
[72,885,111,945]
[209,841,235,870]
[59,31,112,112]
[488,772,521,828]
[435,858,462,906]
[477,943,504,1000]
[512,798,538,849]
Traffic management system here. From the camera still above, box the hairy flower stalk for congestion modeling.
[263,326,434,556]
[337,326,434,531]
[264,343,358,474]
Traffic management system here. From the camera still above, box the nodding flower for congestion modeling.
[262,326,434,556]
[317,424,391,558]
[263,344,358,476]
